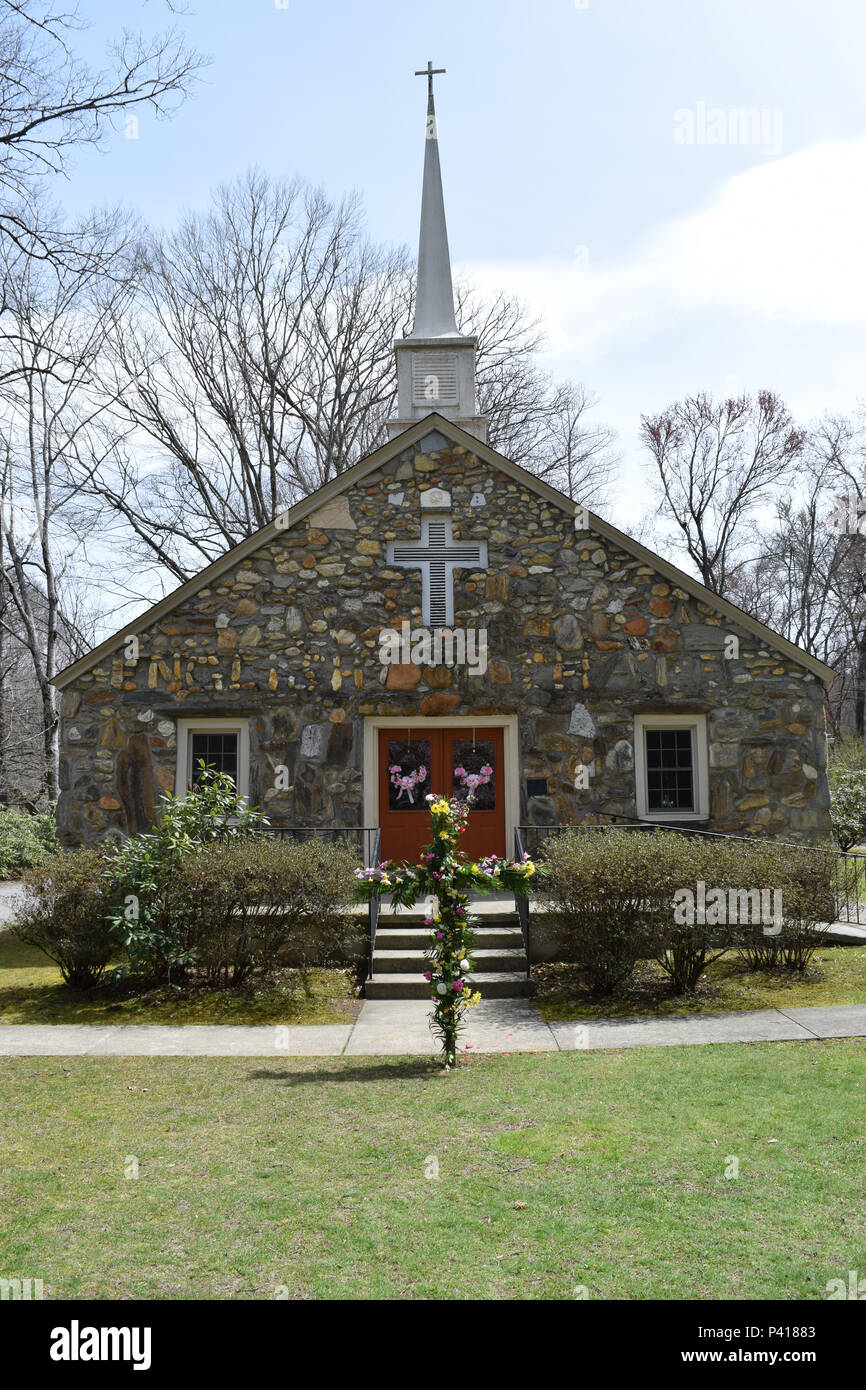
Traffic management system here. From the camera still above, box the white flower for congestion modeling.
[436,982,447,995]
[460,959,470,971]
[425,793,435,802]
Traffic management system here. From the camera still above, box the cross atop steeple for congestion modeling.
[414,60,446,108]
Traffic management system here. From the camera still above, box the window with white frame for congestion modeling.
[174,718,250,798]
[633,713,708,821]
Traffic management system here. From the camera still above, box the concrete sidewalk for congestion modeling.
[0,1000,865,1057]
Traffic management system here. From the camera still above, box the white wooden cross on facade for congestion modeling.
[387,517,488,628]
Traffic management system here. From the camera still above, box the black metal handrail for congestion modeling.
[267,824,379,864]
[513,826,531,975]
[367,827,382,972]
[515,821,864,926]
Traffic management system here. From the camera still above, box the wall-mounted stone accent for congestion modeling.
[57,436,830,845]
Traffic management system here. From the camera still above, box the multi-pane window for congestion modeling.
[190,731,239,787]
[644,728,694,812]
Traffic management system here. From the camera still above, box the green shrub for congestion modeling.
[827,732,866,790]
[659,836,833,984]
[12,848,114,987]
[172,837,361,988]
[653,834,731,994]
[541,828,835,996]
[730,842,834,973]
[830,771,866,851]
[105,765,268,980]
[541,829,671,995]
[0,804,56,879]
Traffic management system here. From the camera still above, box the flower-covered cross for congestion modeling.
[355,793,540,1067]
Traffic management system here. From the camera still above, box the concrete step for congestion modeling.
[376,911,519,930]
[375,896,519,925]
[374,926,524,950]
[372,947,528,973]
[365,971,535,1000]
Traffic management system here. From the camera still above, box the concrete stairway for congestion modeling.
[365,895,534,1000]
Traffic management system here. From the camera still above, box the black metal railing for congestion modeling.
[267,824,379,863]
[513,826,531,975]
[367,827,382,970]
[514,819,864,926]
[830,848,866,924]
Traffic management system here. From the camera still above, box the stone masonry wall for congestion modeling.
[57,431,830,845]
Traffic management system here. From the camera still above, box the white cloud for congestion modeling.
[460,135,866,363]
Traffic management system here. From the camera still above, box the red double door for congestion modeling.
[378,726,506,865]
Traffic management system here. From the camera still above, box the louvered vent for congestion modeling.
[428,520,448,626]
[412,352,459,406]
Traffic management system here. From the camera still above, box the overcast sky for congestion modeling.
[66,0,866,528]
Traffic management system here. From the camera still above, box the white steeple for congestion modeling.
[413,63,458,338]
[387,63,488,444]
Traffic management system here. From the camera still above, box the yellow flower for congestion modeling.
[523,862,536,877]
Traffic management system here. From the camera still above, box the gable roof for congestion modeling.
[53,413,835,688]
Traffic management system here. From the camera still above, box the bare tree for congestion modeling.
[720,410,866,733]
[525,380,618,507]
[87,171,618,588]
[816,412,866,732]
[641,391,805,595]
[735,438,845,654]
[0,0,205,274]
[0,228,131,797]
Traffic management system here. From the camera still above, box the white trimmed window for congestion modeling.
[175,718,250,799]
[633,713,708,821]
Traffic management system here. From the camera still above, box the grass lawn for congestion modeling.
[0,935,361,1025]
[533,947,866,1021]
[0,1042,864,1299]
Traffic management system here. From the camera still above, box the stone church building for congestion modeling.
[54,71,833,860]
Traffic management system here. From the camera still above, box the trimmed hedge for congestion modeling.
[15,833,361,994]
[172,837,362,988]
[541,828,835,995]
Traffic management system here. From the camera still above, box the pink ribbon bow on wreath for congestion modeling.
[390,763,427,805]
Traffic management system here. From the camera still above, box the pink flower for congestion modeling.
[423,971,432,982]
[453,979,463,991]
[424,916,433,926]
[436,931,444,939]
